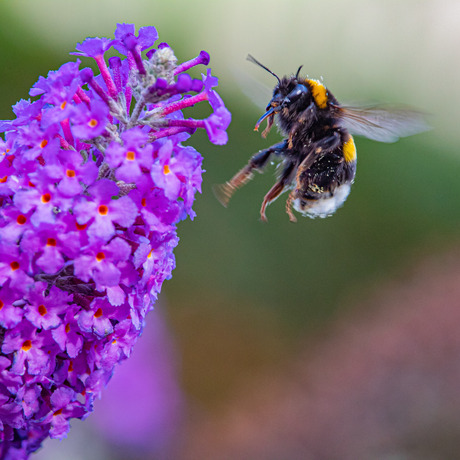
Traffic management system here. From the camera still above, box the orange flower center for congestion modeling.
[41,193,51,203]
[16,215,27,225]
[21,340,32,351]
[10,261,20,271]
[98,204,108,215]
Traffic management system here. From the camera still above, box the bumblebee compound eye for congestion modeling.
[284,84,308,105]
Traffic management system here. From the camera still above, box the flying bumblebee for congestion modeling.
[214,55,429,222]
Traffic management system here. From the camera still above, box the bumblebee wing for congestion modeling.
[333,104,430,143]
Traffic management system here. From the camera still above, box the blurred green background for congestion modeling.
[2,0,460,458]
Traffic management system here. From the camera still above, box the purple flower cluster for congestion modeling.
[0,23,230,459]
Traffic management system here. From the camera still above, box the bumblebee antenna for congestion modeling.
[247,54,281,84]
[296,65,303,79]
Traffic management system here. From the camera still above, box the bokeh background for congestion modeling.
[2,0,460,458]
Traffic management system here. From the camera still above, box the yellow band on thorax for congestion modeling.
[307,79,328,109]
[343,136,356,163]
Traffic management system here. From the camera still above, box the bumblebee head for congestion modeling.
[253,77,309,131]
[272,76,310,108]
[247,54,311,134]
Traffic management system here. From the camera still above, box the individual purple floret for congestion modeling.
[0,23,230,459]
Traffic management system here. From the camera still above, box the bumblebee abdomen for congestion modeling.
[293,143,357,218]
[301,151,355,193]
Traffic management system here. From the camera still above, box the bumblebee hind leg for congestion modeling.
[284,151,320,223]
[285,190,298,223]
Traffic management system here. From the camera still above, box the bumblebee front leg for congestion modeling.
[214,141,287,207]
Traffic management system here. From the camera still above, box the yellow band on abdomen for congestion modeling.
[343,136,356,163]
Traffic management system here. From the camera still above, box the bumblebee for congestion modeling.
[214,55,429,222]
